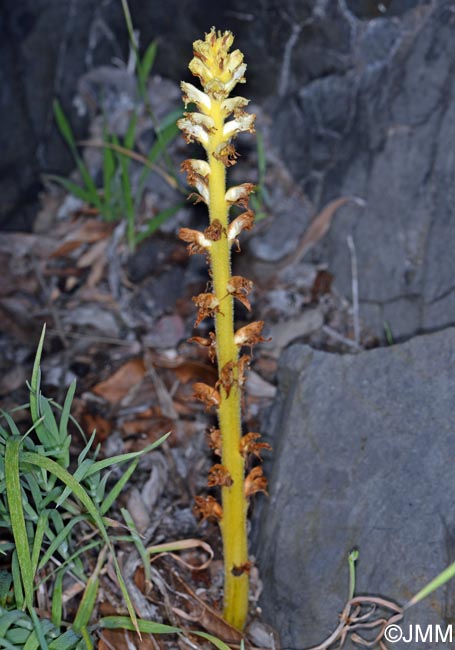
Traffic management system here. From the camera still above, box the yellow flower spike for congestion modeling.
[178,27,260,631]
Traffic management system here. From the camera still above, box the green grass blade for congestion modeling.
[348,548,359,599]
[138,42,157,98]
[48,629,83,650]
[51,570,64,629]
[46,176,92,203]
[100,616,181,634]
[135,203,184,245]
[147,120,180,165]
[83,434,170,478]
[121,508,150,584]
[100,617,232,649]
[31,510,49,575]
[124,113,138,151]
[192,631,233,650]
[53,100,77,151]
[29,325,48,446]
[72,547,106,633]
[59,380,76,445]
[11,551,24,609]
[5,437,34,610]
[38,515,86,570]
[100,459,138,515]
[21,452,140,635]
[406,560,455,609]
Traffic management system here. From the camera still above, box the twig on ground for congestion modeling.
[322,325,362,350]
[347,235,360,345]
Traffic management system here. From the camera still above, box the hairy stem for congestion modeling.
[208,99,248,629]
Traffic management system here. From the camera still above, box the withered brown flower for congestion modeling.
[234,321,270,351]
[207,464,233,487]
[194,495,223,521]
[192,382,221,411]
[192,293,221,326]
[244,466,268,498]
[240,432,272,460]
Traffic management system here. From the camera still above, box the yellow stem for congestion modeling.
[208,99,249,630]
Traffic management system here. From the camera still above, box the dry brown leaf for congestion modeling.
[172,573,243,644]
[172,360,217,385]
[92,359,146,404]
[98,629,155,650]
[0,365,27,396]
[51,218,114,258]
[77,238,109,268]
[81,412,112,443]
[279,195,365,268]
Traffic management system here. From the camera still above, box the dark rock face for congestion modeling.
[254,328,455,649]
[271,1,455,339]
[1,0,435,241]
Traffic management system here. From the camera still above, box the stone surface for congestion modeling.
[270,1,455,339]
[254,328,455,649]
[1,0,431,231]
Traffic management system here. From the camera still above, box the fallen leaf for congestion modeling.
[311,269,334,302]
[278,195,365,268]
[92,359,146,404]
[51,218,114,258]
[81,412,112,443]
[269,308,324,357]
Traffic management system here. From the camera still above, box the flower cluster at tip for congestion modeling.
[177,27,256,211]
[176,28,271,531]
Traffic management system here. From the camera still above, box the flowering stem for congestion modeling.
[177,29,269,632]
[208,101,249,629]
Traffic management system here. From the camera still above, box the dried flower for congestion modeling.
[208,464,233,487]
[244,466,268,498]
[204,219,225,241]
[213,142,240,167]
[225,183,255,207]
[179,227,211,255]
[192,382,221,411]
[226,275,253,311]
[192,293,221,326]
[223,111,256,139]
[194,495,223,521]
[227,210,255,250]
[231,561,253,577]
[208,427,222,456]
[188,332,217,362]
[181,81,212,112]
[234,321,270,350]
[221,96,249,117]
[240,432,272,460]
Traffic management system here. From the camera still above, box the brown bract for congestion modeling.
[204,219,224,241]
[227,210,255,251]
[192,293,221,326]
[240,432,272,460]
[234,321,271,351]
[194,495,223,521]
[226,275,253,310]
[208,464,233,487]
[213,142,240,167]
[188,332,217,363]
[244,466,268,497]
[192,382,221,411]
[231,561,253,576]
[208,427,222,456]
[179,227,210,256]
[225,183,255,208]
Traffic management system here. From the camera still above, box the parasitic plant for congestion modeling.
[177,29,270,630]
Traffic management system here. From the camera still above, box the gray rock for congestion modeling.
[254,328,455,649]
[1,0,431,231]
[272,2,455,339]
